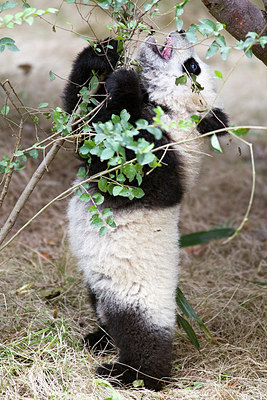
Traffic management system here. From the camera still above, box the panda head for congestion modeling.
[137,30,223,117]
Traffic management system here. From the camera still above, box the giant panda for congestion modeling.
[63,30,229,391]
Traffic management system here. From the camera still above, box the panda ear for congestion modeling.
[197,108,229,135]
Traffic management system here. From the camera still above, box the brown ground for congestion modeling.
[0,1,266,399]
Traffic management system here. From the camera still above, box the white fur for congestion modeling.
[138,32,223,187]
[68,188,180,329]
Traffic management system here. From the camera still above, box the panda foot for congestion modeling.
[96,362,164,391]
[83,328,114,355]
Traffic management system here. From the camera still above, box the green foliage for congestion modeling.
[0,36,18,52]
[94,378,124,400]
[210,134,223,153]
[176,287,212,348]
[175,72,204,93]
[0,1,17,12]
[0,144,42,174]
[235,32,267,58]
[180,227,236,247]
[0,5,58,52]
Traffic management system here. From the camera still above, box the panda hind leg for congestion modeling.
[96,304,173,391]
[83,286,115,354]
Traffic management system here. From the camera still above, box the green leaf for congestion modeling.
[89,75,99,91]
[0,1,17,12]
[92,192,104,205]
[176,313,200,350]
[38,102,49,108]
[88,204,96,212]
[45,8,58,13]
[137,152,155,165]
[231,127,250,136]
[175,74,187,85]
[190,114,199,123]
[77,167,87,177]
[100,148,115,161]
[90,214,104,227]
[214,70,223,79]
[1,105,10,115]
[147,126,162,139]
[220,46,231,60]
[98,177,108,192]
[123,164,136,181]
[111,114,120,124]
[176,17,183,31]
[49,70,56,81]
[99,226,107,237]
[106,216,116,228]
[102,208,112,217]
[0,37,14,45]
[180,227,236,247]
[206,43,219,59]
[113,185,123,196]
[120,109,130,122]
[116,173,126,183]
[210,134,222,153]
[185,30,198,43]
[176,288,212,341]
[14,150,24,157]
[132,187,145,199]
[28,149,39,159]
[80,193,91,202]
[132,380,144,388]
[135,119,148,130]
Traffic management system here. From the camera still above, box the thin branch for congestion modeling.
[0,119,23,209]
[201,0,267,65]
[0,140,64,247]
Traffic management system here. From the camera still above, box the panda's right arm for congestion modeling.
[62,39,119,114]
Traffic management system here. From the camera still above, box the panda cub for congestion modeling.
[64,31,228,391]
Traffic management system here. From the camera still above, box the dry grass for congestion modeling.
[0,1,267,399]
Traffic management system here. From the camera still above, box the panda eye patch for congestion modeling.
[183,57,201,76]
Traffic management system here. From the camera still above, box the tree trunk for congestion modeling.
[201,0,267,66]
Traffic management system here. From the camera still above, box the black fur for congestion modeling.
[96,301,173,391]
[63,40,185,211]
[84,327,114,354]
[63,39,119,114]
[197,107,229,135]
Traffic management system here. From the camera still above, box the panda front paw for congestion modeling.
[83,328,114,355]
[96,362,164,391]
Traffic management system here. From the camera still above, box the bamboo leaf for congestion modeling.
[176,313,200,350]
[180,228,235,247]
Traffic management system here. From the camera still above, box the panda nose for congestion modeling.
[170,30,186,37]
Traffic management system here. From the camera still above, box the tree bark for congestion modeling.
[201,0,267,66]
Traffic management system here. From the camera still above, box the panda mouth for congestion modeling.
[147,34,173,61]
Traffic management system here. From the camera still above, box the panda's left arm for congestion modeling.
[93,69,145,124]
[197,108,229,135]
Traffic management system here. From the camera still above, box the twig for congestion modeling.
[0,140,64,247]
[223,136,256,244]
[0,119,23,209]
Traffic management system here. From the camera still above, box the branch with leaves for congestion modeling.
[201,0,267,65]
